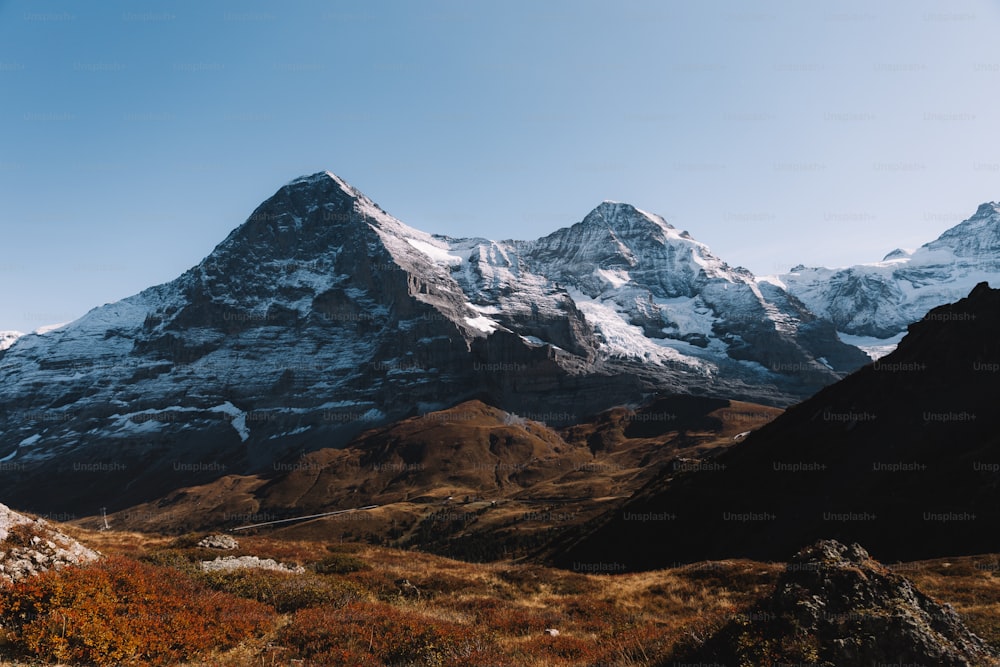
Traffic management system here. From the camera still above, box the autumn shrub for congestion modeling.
[347,567,410,601]
[561,595,635,633]
[138,547,200,574]
[0,555,274,666]
[460,596,672,664]
[594,620,676,665]
[311,552,371,575]
[525,633,601,663]
[167,532,203,549]
[197,568,365,612]
[278,601,509,666]
[496,565,546,594]
[450,597,546,636]
[236,537,321,564]
[2,523,46,548]
[404,570,477,598]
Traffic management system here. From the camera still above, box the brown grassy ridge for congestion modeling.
[83,398,783,548]
[48,398,784,577]
[894,555,1000,651]
[6,523,1000,667]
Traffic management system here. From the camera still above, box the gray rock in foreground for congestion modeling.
[0,502,99,583]
[673,539,998,667]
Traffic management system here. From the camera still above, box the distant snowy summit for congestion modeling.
[0,331,23,351]
[0,325,68,351]
[773,202,1000,356]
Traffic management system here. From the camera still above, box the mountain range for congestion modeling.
[0,172,996,520]
[0,171,865,512]
[3,172,999,667]
[776,201,1000,342]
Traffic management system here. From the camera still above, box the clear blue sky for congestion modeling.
[2,0,998,332]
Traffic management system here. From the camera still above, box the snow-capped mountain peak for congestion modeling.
[0,331,23,351]
[287,170,362,199]
[579,201,709,251]
[781,201,1000,342]
[528,201,747,294]
[584,200,673,234]
[881,248,914,262]
[925,201,1000,258]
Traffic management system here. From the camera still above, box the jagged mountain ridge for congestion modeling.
[776,201,1000,340]
[0,171,864,512]
[443,198,865,383]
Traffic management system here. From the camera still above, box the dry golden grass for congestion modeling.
[55,524,174,559]
[3,522,998,666]
[893,554,1000,649]
[1,525,778,666]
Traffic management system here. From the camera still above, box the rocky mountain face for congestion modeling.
[512,202,865,385]
[0,172,865,514]
[557,282,1000,569]
[672,540,998,667]
[778,201,1000,341]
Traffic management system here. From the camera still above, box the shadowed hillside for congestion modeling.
[78,397,780,562]
[558,283,1000,570]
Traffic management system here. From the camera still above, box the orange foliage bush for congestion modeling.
[0,555,274,666]
[311,552,371,575]
[279,601,511,666]
[526,633,600,662]
[561,595,636,633]
[3,522,47,548]
[449,596,548,636]
[199,567,367,612]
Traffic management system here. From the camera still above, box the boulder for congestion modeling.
[673,539,998,666]
[199,555,304,573]
[197,534,239,550]
[0,502,99,583]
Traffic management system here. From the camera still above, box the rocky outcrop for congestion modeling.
[197,534,239,550]
[200,555,304,574]
[673,540,998,667]
[0,502,99,583]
